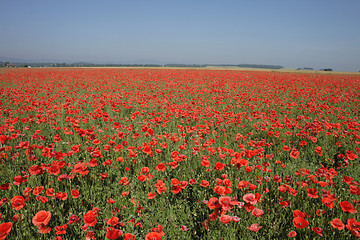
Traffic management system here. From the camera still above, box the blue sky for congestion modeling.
[1,0,360,71]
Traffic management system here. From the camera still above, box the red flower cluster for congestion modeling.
[0,68,359,239]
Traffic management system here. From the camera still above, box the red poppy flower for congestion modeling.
[171,185,181,194]
[32,210,51,226]
[189,179,197,185]
[107,216,119,226]
[90,158,99,166]
[200,180,209,187]
[29,165,44,175]
[201,159,210,167]
[244,203,256,212]
[145,232,162,240]
[73,163,89,175]
[207,197,219,209]
[71,144,81,153]
[322,197,334,209]
[273,175,282,183]
[219,196,232,211]
[292,210,306,218]
[237,181,249,190]
[147,192,156,199]
[11,196,25,210]
[0,222,12,240]
[33,186,44,196]
[68,214,79,225]
[106,227,123,239]
[330,218,345,230]
[288,231,297,237]
[247,223,262,232]
[243,193,257,205]
[55,192,68,201]
[219,214,232,224]
[142,144,152,155]
[171,178,179,186]
[83,210,97,227]
[342,176,353,184]
[312,227,323,236]
[155,163,166,172]
[283,145,290,151]
[141,167,149,174]
[119,177,129,185]
[38,224,51,234]
[290,148,299,159]
[293,217,309,229]
[0,135,8,144]
[307,188,319,198]
[181,225,189,231]
[151,225,165,236]
[252,208,264,218]
[345,151,358,161]
[46,188,54,197]
[123,233,136,240]
[340,201,357,213]
[214,185,226,196]
[232,216,240,222]
[55,224,67,235]
[0,183,10,190]
[12,213,22,222]
[86,231,95,239]
[345,218,360,232]
[279,200,291,208]
[215,162,225,171]
[71,189,80,199]
[315,146,323,156]
[315,209,326,216]
[138,175,146,182]
[103,159,112,166]
[249,184,257,191]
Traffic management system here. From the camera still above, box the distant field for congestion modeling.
[55,65,360,75]
[2,66,358,75]
[203,66,360,75]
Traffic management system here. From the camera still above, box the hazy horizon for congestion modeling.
[1,1,360,71]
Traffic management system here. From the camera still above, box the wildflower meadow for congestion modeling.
[0,68,359,239]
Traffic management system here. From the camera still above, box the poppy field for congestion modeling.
[0,68,360,239]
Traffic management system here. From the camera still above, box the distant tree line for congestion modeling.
[0,62,162,68]
[237,64,283,69]
[164,64,284,69]
[1,62,284,69]
[50,63,163,67]
[2,61,350,72]
[164,64,206,68]
[297,67,314,70]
